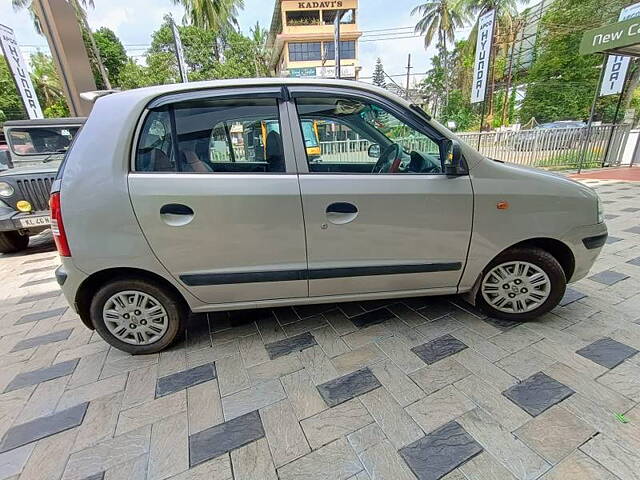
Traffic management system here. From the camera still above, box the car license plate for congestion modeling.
[18,215,50,228]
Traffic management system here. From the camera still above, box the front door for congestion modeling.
[289,91,473,297]
[128,91,308,305]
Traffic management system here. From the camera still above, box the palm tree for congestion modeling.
[412,0,466,106]
[250,22,271,77]
[30,52,65,107]
[171,0,244,62]
[171,0,244,32]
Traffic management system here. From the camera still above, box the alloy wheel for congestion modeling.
[480,261,551,314]
[102,290,169,345]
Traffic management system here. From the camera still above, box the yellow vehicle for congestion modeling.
[263,120,321,160]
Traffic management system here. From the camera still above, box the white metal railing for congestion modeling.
[457,124,631,169]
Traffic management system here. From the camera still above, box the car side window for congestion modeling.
[294,96,443,174]
[136,98,286,173]
[135,108,174,172]
[175,97,284,173]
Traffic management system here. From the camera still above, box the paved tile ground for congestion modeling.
[1,178,640,480]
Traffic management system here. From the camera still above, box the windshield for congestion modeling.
[7,126,81,158]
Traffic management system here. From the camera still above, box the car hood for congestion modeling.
[0,165,59,177]
[490,159,597,198]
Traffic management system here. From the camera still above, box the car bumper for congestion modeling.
[58,257,88,314]
[563,222,608,282]
[0,210,51,232]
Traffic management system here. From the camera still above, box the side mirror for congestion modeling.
[367,144,380,158]
[444,139,463,175]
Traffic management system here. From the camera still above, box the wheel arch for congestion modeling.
[75,267,189,330]
[509,237,575,281]
[463,236,575,305]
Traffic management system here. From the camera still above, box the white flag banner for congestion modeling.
[471,9,495,104]
[600,2,640,96]
[0,24,43,119]
[170,18,189,83]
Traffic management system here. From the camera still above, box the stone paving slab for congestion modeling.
[0,179,639,479]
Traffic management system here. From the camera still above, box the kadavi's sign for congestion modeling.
[0,24,43,119]
[580,16,640,56]
[296,1,343,8]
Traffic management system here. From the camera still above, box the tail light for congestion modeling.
[49,192,71,257]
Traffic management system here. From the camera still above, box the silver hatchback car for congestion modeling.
[52,79,607,354]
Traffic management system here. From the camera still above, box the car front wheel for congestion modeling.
[475,247,566,321]
[90,279,184,354]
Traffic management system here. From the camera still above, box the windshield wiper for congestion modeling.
[42,149,67,163]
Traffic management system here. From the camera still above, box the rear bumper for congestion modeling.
[58,257,88,314]
[0,210,50,232]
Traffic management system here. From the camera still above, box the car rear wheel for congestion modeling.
[475,247,566,322]
[90,278,185,354]
[0,231,29,254]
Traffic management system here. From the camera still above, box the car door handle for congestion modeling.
[160,204,194,226]
[326,202,358,225]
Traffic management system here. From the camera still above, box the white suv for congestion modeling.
[51,79,607,354]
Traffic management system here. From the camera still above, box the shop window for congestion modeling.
[323,41,356,60]
[289,42,322,61]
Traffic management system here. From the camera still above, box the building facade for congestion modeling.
[267,0,361,79]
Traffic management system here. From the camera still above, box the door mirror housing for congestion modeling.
[444,139,464,175]
[367,144,381,158]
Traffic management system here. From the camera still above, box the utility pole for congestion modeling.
[405,54,412,100]
[334,10,341,79]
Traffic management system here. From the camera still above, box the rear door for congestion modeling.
[287,87,473,297]
[128,88,309,305]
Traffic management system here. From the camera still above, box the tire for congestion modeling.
[0,231,29,254]
[90,278,185,354]
[475,247,566,322]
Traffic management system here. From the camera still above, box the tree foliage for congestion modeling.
[93,27,128,86]
[518,0,628,123]
[0,53,69,120]
[0,57,25,121]
[372,58,386,88]
[117,20,266,88]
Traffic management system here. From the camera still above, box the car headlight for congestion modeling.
[0,182,15,198]
[597,196,604,223]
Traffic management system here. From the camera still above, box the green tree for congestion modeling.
[250,22,271,77]
[171,0,244,61]
[413,0,466,103]
[209,30,263,79]
[0,56,25,120]
[93,27,128,87]
[172,0,243,31]
[30,52,69,117]
[441,89,479,130]
[372,58,386,88]
[519,0,627,123]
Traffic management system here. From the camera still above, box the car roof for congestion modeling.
[93,78,416,110]
[3,117,86,127]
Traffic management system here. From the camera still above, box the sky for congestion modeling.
[0,0,473,85]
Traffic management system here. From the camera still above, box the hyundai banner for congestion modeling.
[0,24,43,119]
[471,10,495,104]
